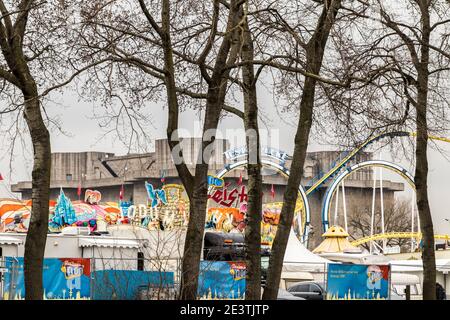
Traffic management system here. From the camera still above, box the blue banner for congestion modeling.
[3,257,91,300]
[326,263,390,300]
[91,270,174,300]
[198,261,246,299]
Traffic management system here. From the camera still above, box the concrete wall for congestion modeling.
[51,152,114,182]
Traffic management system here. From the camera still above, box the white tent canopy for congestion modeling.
[282,230,331,272]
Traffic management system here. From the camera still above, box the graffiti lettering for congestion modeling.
[208,184,247,207]
[208,175,224,188]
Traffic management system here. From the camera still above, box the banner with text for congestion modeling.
[326,263,390,300]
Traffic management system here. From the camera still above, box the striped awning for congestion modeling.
[78,237,140,248]
[0,235,23,245]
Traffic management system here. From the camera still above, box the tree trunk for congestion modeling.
[241,14,262,300]
[22,89,51,300]
[415,0,436,300]
[177,0,243,299]
[262,0,341,300]
[415,110,436,300]
[179,175,208,299]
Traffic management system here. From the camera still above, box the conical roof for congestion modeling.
[322,225,349,238]
[313,225,361,254]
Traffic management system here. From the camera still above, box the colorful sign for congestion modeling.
[85,189,102,204]
[208,175,224,188]
[0,199,38,232]
[0,183,190,234]
[326,263,390,300]
[206,207,246,233]
[205,202,304,246]
[198,261,246,300]
[3,257,91,300]
[208,183,247,207]
[145,182,168,208]
[49,194,121,232]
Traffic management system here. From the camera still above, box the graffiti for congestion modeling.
[0,200,33,232]
[52,189,77,227]
[208,183,247,207]
[205,202,304,247]
[206,207,246,233]
[118,184,189,231]
[85,190,102,204]
[145,182,168,208]
[208,175,224,188]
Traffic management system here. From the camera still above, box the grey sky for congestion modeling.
[0,86,449,234]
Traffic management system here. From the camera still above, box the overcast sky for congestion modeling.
[0,86,449,234]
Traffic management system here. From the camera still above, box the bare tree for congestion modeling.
[0,0,53,300]
[349,199,414,252]
[239,3,262,300]
[78,0,248,299]
[0,0,120,299]
[316,0,450,299]
[261,0,343,300]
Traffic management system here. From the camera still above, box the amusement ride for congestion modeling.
[210,131,450,254]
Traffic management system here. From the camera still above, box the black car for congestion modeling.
[287,281,326,300]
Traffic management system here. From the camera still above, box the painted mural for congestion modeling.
[206,201,305,246]
[0,184,190,233]
[0,199,34,232]
[128,184,189,230]
[48,189,121,232]
[0,181,305,241]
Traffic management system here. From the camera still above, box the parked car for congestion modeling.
[287,281,326,300]
[277,288,306,300]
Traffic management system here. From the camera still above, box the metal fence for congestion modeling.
[1,257,443,300]
[0,256,182,300]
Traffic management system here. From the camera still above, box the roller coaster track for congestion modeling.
[350,232,450,246]
[305,131,450,195]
